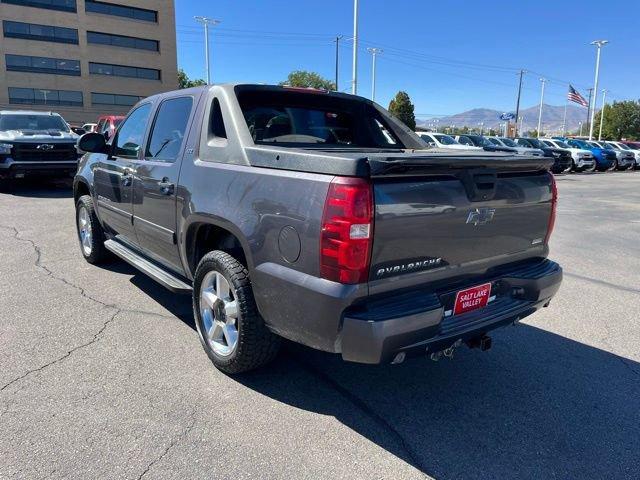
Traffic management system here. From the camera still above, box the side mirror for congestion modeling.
[71,127,86,135]
[77,132,108,153]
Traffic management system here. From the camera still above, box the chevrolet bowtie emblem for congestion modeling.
[466,207,496,226]
[36,144,55,150]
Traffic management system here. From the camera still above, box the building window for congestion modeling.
[5,54,80,76]
[87,31,158,51]
[0,0,76,13]
[91,92,142,106]
[8,87,83,106]
[85,0,156,22]
[3,21,78,44]
[89,62,160,80]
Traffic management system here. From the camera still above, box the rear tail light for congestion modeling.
[545,172,558,244]
[320,177,373,284]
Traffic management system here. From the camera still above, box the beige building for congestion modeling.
[0,0,178,124]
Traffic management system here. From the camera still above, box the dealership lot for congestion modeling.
[1,173,639,479]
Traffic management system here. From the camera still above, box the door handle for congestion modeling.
[158,177,175,195]
[121,174,132,187]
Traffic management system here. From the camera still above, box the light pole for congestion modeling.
[478,122,484,135]
[536,77,546,138]
[598,89,608,141]
[433,119,439,133]
[194,16,221,84]
[561,103,567,136]
[579,121,583,137]
[514,69,525,136]
[367,47,382,102]
[518,116,524,137]
[589,40,608,140]
[351,0,359,95]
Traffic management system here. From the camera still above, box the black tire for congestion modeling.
[193,250,280,374]
[0,178,11,192]
[75,194,107,264]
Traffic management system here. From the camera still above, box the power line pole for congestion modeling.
[589,40,608,140]
[194,16,221,84]
[537,77,546,137]
[351,0,359,95]
[334,35,343,91]
[514,69,525,137]
[367,47,382,102]
[585,88,593,135]
[598,89,608,141]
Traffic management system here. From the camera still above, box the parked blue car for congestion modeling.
[554,138,615,171]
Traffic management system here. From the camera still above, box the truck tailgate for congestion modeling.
[368,154,554,285]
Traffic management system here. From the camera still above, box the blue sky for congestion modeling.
[175,0,638,119]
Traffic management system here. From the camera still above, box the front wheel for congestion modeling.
[75,195,107,264]
[608,159,618,171]
[193,250,281,374]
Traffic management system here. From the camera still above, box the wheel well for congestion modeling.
[187,223,248,275]
[74,181,90,204]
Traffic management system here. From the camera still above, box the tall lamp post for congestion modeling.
[598,89,608,141]
[194,16,221,84]
[588,40,608,140]
[351,0,359,94]
[536,77,546,138]
[367,47,383,102]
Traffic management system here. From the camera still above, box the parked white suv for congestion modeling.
[540,138,596,172]
[416,132,482,150]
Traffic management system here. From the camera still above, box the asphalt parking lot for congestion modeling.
[1,172,639,480]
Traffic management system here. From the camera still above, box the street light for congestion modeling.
[433,119,439,133]
[536,77,546,138]
[588,40,608,140]
[351,0,359,94]
[578,121,583,137]
[478,122,484,135]
[194,16,221,84]
[598,89,608,141]
[366,47,383,102]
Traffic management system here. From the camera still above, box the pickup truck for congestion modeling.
[73,84,562,374]
[0,110,80,189]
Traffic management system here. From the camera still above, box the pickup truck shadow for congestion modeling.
[237,326,640,479]
[2,178,73,198]
[93,266,639,478]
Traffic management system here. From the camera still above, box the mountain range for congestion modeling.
[419,104,590,133]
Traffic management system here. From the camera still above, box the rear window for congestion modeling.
[237,88,404,149]
[0,114,69,132]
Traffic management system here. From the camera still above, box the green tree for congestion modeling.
[279,70,335,90]
[178,68,206,89]
[388,91,416,130]
[594,100,640,140]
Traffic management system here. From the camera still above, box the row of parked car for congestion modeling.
[416,131,640,174]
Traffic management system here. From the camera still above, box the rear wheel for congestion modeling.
[193,250,281,374]
[608,159,617,171]
[75,195,107,264]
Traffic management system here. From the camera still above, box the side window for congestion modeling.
[211,97,227,139]
[113,104,151,158]
[146,96,193,162]
[459,136,472,146]
[96,119,105,132]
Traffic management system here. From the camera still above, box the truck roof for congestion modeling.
[0,110,61,116]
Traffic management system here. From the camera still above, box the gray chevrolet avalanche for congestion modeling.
[73,84,562,373]
[0,110,80,188]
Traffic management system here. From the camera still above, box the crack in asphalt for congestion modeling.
[297,359,430,478]
[564,271,640,295]
[137,410,197,479]
[0,224,180,394]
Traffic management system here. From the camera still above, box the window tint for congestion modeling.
[85,0,157,22]
[0,113,68,131]
[87,31,158,51]
[91,92,142,106]
[146,97,193,162]
[8,87,82,106]
[5,54,80,76]
[3,21,78,44]
[1,0,76,12]
[114,104,151,158]
[211,98,227,138]
[458,136,472,146]
[89,62,160,80]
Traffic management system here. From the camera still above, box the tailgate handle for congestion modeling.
[460,170,497,201]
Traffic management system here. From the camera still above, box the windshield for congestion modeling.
[434,134,457,145]
[553,140,570,148]
[499,137,517,147]
[570,139,590,149]
[238,89,405,149]
[0,114,69,132]
[595,141,612,149]
[525,138,545,149]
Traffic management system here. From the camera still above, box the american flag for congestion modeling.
[568,85,589,107]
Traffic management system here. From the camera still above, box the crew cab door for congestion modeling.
[131,95,195,272]
[93,103,152,245]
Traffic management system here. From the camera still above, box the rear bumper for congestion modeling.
[0,159,78,178]
[339,259,562,364]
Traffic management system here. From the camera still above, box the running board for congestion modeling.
[104,239,192,294]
